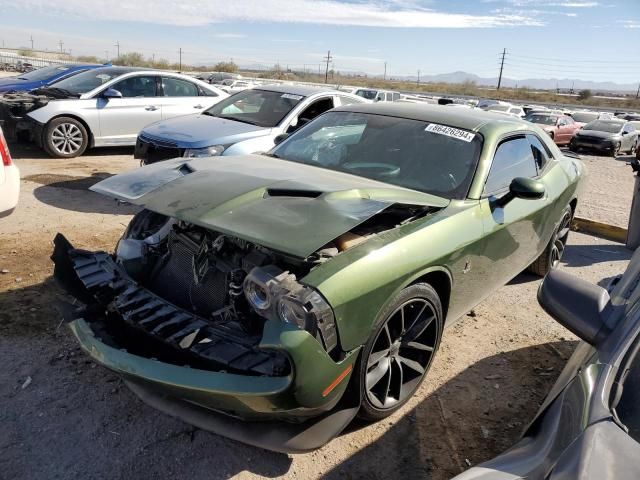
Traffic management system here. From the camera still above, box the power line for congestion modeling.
[509,53,640,65]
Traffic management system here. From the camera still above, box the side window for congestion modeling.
[484,137,538,194]
[297,97,334,124]
[112,76,157,98]
[565,116,575,125]
[392,92,401,101]
[198,85,218,97]
[337,95,363,106]
[386,92,393,101]
[161,77,199,97]
[617,351,640,443]
[527,134,551,172]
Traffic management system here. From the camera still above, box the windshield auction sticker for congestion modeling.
[425,123,475,142]
[281,94,304,101]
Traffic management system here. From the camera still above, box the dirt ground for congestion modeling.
[0,142,635,480]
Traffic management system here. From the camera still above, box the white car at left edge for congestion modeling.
[0,126,19,217]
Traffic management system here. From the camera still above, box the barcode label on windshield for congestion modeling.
[425,123,475,142]
[281,94,303,100]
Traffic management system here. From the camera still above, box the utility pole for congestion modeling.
[417,69,420,87]
[497,48,506,90]
[104,50,109,62]
[636,82,640,99]
[114,41,120,60]
[324,50,332,84]
[58,40,64,54]
[30,35,34,50]
[383,61,387,80]
[179,48,182,71]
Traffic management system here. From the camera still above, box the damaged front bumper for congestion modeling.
[0,92,47,143]
[52,234,362,452]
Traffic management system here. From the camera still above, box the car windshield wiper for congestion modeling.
[219,115,260,126]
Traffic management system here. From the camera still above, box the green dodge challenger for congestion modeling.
[53,103,584,452]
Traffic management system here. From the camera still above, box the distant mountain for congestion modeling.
[392,71,638,94]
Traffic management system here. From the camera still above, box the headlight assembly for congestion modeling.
[244,266,338,352]
[183,145,225,158]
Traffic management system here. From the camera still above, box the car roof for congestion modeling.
[332,103,525,132]
[87,66,141,75]
[253,84,339,96]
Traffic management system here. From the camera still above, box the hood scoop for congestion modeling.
[265,188,323,199]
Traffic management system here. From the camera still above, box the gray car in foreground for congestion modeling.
[455,249,640,480]
[135,85,365,164]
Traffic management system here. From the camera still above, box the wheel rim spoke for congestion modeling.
[367,348,390,368]
[52,123,82,154]
[402,340,434,352]
[398,355,425,375]
[366,357,390,390]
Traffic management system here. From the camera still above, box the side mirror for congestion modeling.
[622,130,628,135]
[102,88,122,99]
[538,269,612,345]
[274,133,289,145]
[493,177,545,207]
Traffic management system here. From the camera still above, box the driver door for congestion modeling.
[479,135,558,287]
[96,75,162,145]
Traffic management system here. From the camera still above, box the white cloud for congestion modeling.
[4,0,543,28]
[214,33,246,39]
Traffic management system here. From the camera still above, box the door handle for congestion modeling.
[193,104,203,109]
[145,106,158,111]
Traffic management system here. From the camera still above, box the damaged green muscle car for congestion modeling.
[53,104,583,452]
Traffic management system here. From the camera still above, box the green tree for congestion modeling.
[578,89,592,101]
[76,55,100,63]
[213,61,238,73]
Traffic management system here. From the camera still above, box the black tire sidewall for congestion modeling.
[357,282,443,421]
[44,117,89,158]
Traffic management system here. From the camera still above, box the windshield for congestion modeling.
[583,121,623,133]
[571,112,599,123]
[204,89,304,127]
[49,68,129,95]
[526,114,558,125]
[270,111,483,200]
[15,65,71,82]
[355,89,378,100]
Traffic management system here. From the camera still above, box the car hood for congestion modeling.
[91,155,449,258]
[0,78,34,92]
[575,129,619,139]
[142,114,272,149]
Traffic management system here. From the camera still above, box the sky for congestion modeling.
[0,0,639,84]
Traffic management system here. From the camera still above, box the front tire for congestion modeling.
[611,142,621,157]
[44,117,89,158]
[358,283,443,421]
[528,206,572,276]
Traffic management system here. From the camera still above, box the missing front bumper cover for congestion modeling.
[51,233,290,377]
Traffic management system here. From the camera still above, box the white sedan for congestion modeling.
[0,67,228,158]
[0,126,19,217]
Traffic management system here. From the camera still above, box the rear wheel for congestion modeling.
[358,283,443,421]
[629,139,637,155]
[528,206,572,276]
[44,117,89,158]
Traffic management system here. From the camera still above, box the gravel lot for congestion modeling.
[0,142,635,480]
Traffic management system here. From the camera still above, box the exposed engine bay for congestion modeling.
[53,203,436,377]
